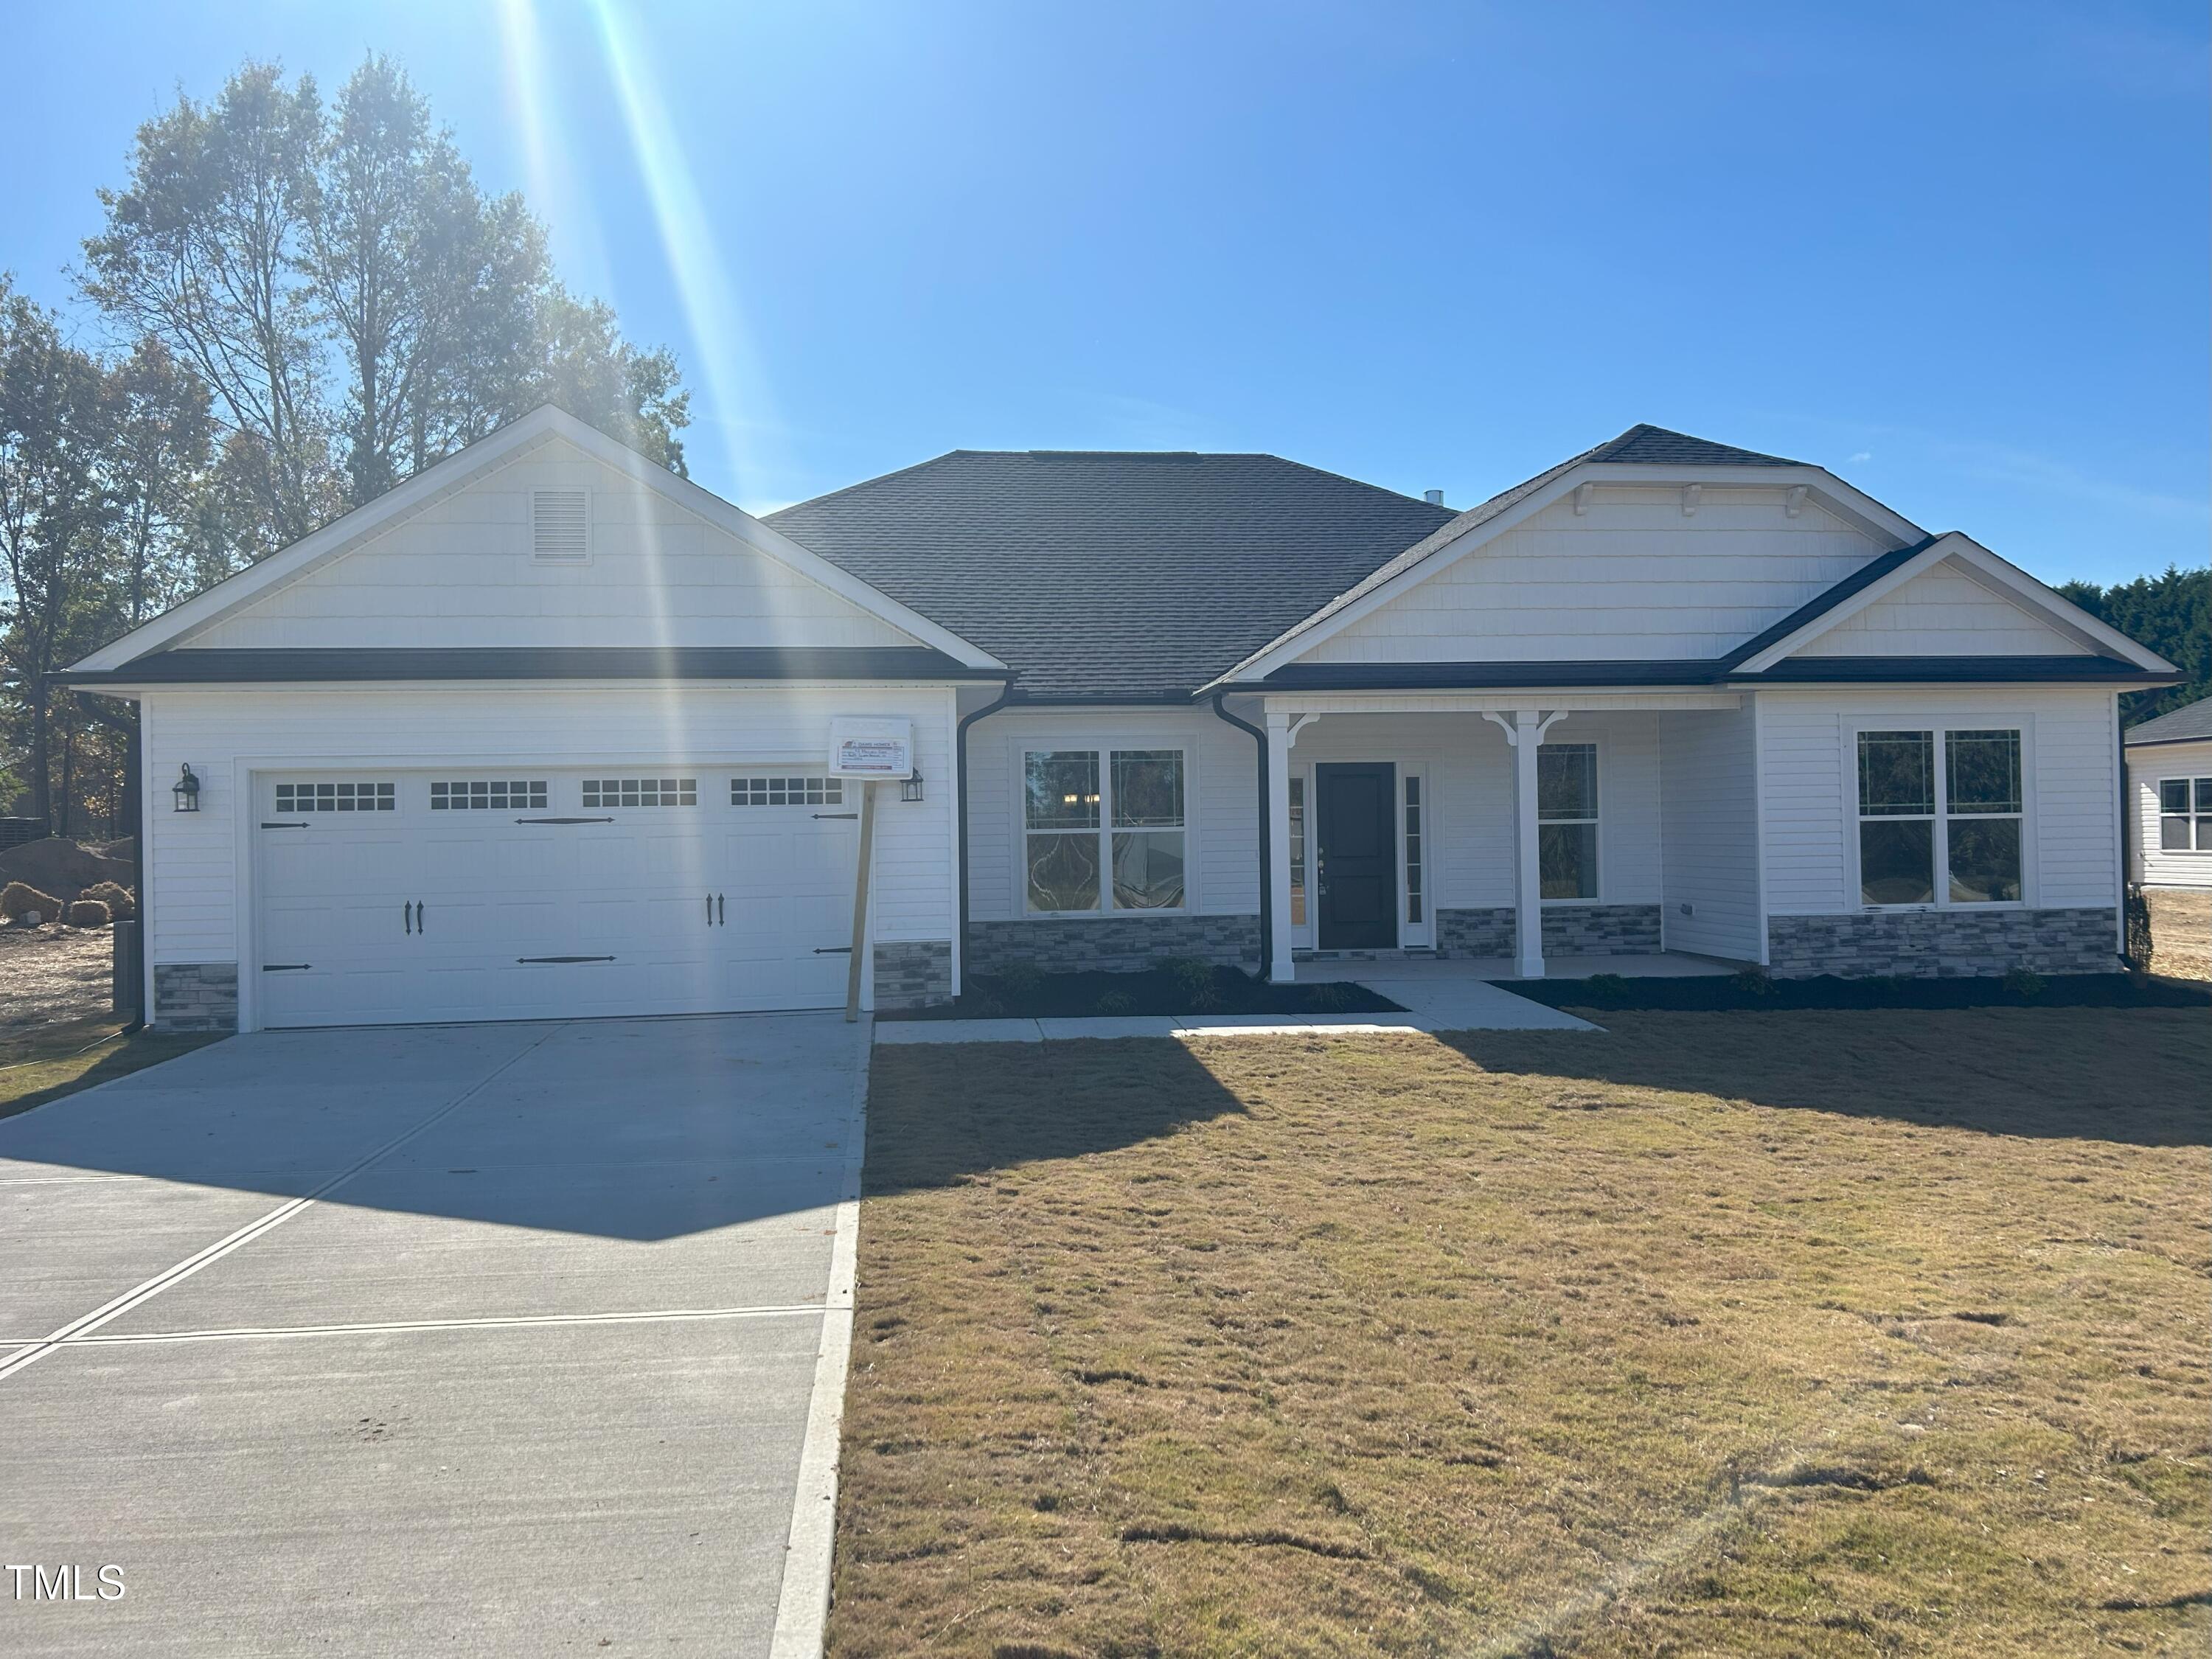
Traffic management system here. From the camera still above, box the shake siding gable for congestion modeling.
[187,438,919,653]
[1790,562,2092,658]
[1301,487,1884,665]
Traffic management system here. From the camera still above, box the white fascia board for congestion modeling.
[1200,461,1919,692]
[1733,532,2178,674]
[69,406,1004,675]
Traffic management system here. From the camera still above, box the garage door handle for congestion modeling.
[414,901,425,933]
[515,816,615,825]
[813,812,858,820]
[404,901,411,935]
[517,955,617,964]
[717,893,725,925]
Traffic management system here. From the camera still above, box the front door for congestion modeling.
[1316,762,1397,950]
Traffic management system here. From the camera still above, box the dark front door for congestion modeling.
[1316,762,1397,950]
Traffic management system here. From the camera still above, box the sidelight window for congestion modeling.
[1023,748,1186,914]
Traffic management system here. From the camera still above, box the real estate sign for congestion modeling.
[829,717,914,778]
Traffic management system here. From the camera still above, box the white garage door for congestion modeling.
[256,771,860,1028]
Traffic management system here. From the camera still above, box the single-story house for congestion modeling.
[64,406,2180,1031]
[2124,698,2212,892]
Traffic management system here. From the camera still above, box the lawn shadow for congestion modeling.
[863,1036,1251,1196]
[1432,1007,2212,1149]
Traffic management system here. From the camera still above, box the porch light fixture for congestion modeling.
[901,770,925,804]
[173,764,201,813]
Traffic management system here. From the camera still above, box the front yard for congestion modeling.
[832,1009,2210,1658]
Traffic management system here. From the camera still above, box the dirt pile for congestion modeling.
[0,838,133,905]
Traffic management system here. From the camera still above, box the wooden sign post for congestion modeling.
[827,717,913,1024]
[844,779,876,1023]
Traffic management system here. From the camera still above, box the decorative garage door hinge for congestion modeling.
[515,955,618,964]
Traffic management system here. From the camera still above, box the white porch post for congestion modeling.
[1265,708,1295,982]
[1512,708,1545,978]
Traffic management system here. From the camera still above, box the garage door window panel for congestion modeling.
[732,776,843,807]
[276,781,395,813]
[431,780,549,810]
[583,778,697,808]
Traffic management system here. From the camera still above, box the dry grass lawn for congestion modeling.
[0,1015,222,1121]
[832,1009,2210,1658]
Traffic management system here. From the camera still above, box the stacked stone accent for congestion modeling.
[872,940,953,1010]
[965,914,1261,975]
[1766,907,2119,978]
[154,962,238,1032]
[1436,907,1515,958]
[1543,903,1663,956]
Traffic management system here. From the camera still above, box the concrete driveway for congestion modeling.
[0,1014,866,1657]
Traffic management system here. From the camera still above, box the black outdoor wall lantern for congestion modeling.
[901,770,925,803]
[173,764,201,813]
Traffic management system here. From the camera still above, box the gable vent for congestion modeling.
[532,490,590,563]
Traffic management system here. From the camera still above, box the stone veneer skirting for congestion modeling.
[965,914,1262,976]
[1766,907,2119,978]
[872,940,953,1011]
[154,962,238,1032]
[1435,904,1663,959]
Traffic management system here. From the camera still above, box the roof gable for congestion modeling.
[73,407,1001,674]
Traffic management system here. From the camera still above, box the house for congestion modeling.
[63,407,2180,1032]
[2123,698,2211,975]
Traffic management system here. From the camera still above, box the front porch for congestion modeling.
[1251,690,1763,982]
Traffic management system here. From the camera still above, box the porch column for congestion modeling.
[1512,708,1545,978]
[1265,709,1295,982]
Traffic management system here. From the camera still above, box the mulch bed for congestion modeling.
[880,964,1404,1021]
[1507,968,2211,1015]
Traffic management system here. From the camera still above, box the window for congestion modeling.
[276,782,394,813]
[1944,729,2022,903]
[1288,776,1307,928]
[1537,744,1598,900]
[431,780,547,811]
[1856,728,2023,906]
[582,777,696,808]
[732,776,843,807]
[2159,778,2212,852]
[1022,748,1186,913]
[532,490,589,563]
[1404,776,1424,923]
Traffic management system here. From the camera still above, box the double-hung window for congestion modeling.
[1537,743,1599,900]
[1023,748,1186,913]
[2158,777,2212,852]
[1857,728,2023,906]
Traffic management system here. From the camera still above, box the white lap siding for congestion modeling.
[965,709,1260,922]
[141,682,959,1026]
[1658,703,1764,962]
[2128,738,2212,891]
[1759,686,2120,916]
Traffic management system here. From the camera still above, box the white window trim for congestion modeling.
[1012,739,1196,918]
[1537,737,1604,908]
[1847,720,2037,911]
[2154,776,2212,855]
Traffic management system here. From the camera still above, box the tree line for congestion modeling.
[2057,566,2210,726]
[1,56,689,838]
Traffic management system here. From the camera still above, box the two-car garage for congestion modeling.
[254,768,862,1027]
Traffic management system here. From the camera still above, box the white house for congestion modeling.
[65,408,2179,1031]
[2124,699,2212,891]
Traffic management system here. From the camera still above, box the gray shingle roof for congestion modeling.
[2124,696,2212,745]
[766,451,1455,700]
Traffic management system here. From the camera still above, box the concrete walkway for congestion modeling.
[878,974,1596,1044]
[0,1013,866,1657]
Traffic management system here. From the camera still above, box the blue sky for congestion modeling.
[4,1,2205,585]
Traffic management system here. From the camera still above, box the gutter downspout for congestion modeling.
[124,707,144,1032]
[1209,693,1270,975]
[956,684,1015,979]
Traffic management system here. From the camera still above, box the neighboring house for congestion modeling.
[2124,698,2212,891]
[63,407,2179,1032]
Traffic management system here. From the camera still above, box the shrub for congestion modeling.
[1,881,61,925]
[992,960,1046,1000]
[1305,981,1352,1012]
[1161,956,1218,998]
[1584,973,1631,1001]
[1731,966,1776,998]
[82,880,135,921]
[65,899,112,928]
[1094,990,1135,1015]
[2001,965,2046,1001]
